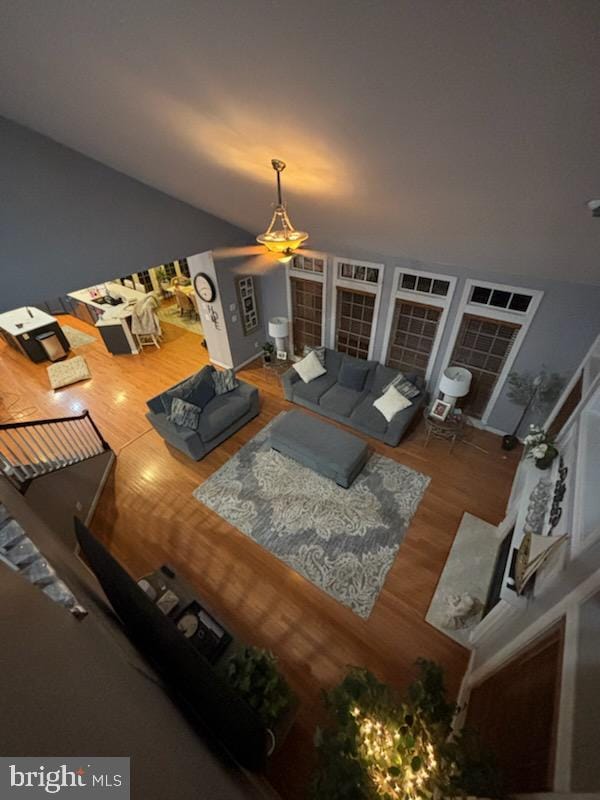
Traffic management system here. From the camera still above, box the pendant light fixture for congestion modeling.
[256,159,309,261]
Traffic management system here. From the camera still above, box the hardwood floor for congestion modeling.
[0,315,521,798]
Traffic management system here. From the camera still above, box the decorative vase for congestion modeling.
[263,353,272,364]
[502,434,518,451]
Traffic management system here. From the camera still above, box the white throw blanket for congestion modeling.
[131,294,160,335]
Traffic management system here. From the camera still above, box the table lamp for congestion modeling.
[439,366,472,410]
[268,316,289,353]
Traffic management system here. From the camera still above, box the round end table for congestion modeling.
[423,408,466,453]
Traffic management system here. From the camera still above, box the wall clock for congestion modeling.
[194,272,217,303]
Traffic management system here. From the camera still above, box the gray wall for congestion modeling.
[572,590,600,791]
[0,116,253,311]
[212,254,265,368]
[188,252,264,370]
[260,247,600,432]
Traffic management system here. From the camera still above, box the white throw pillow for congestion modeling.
[292,350,327,383]
[373,385,412,422]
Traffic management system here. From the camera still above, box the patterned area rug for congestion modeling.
[157,305,203,335]
[193,415,430,618]
[61,325,96,348]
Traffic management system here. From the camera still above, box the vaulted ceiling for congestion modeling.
[1,0,599,284]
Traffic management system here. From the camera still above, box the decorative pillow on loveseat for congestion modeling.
[292,350,327,383]
[168,398,202,429]
[338,359,370,392]
[161,366,215,414]
[213,367,239,396]
[382,371,420,400]
[302,345,326,367]
[373,385,412,422]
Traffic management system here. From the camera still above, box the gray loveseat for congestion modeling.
[146,365,259,460]
[282,349,425,446]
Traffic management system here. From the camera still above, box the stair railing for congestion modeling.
[0,410,110,485]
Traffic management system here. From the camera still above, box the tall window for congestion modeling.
[335,288,375,360]
[164,262,177,280]
[331,257,383,360]
[287,253,327,359]
[449,314,520,418]
[381,268,456,381]
[440,280,543,423]
[290,277,323,356]
[178,258,190,278]
[136,270,153,293]
[386,300,442,378]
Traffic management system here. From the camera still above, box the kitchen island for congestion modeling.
[0,307,71,363]
[68,282,148,355]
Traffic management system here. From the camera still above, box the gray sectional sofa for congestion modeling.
[282,349,425,446]
[146,365,259,460]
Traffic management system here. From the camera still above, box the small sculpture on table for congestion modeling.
[441,592,482,630]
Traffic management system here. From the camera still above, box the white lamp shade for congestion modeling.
[439,367,472,398]
[268,317,289,338]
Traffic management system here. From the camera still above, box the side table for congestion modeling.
[423,408,466,453]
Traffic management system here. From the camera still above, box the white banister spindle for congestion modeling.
[58,422,81,461]
[15,430,43,476]
[80,416,102,453]
[52,423,79,463]
[73,418,96,458]
[22,427,53,471]
[0,412,108,485]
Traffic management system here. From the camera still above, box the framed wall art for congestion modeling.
[236,276,260,335]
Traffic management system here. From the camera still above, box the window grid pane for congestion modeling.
[179,258,190,278]
[335,287,375,359]
[337,262,380,285]
[137,270,153,292]
[291,277,323,356]
[450,313,520,418]
[386,299,442,378]
[399,272,450,298]
[470,284,534,314]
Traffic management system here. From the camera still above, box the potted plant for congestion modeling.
[523,425,558,470]
[311,659,502,800]
[261,341,275,364]
[227,646,295,750]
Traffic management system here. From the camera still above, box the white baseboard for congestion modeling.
[233,351,262,370]
[210,352,262,371]
[468,416,509,437]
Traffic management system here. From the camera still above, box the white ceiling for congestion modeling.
[1,0,599,284]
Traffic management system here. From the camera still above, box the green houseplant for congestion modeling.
[261,341,275,364]
[311,659,502,800]
[227,646,293,729]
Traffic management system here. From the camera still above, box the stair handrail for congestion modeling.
[0,410,109,450]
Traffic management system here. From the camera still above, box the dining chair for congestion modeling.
[175,289,195,318]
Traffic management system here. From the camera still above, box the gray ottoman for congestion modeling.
[270,410,369,488]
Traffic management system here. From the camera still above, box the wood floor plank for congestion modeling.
[0,314,521,798]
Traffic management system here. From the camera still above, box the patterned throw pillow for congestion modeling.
[302,345,326,367]
[168,397,202,429]
[213,368,239,396]
[382,372,420,400]
[161,366,215,414]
